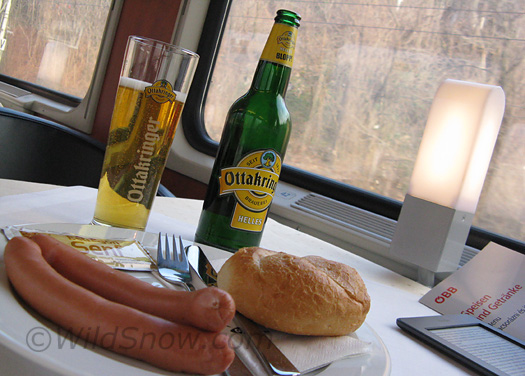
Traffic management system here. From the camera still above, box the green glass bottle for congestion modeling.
[195,9,301,252]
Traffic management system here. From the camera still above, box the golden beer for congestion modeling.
[93,77,185,230]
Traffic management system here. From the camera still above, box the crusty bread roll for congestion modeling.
[217,247,370,336]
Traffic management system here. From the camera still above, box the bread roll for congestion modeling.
[217,247,370,336]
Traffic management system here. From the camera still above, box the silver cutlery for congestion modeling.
[156,234,254,376]
[156,233,193,291]
[186,244,301,376]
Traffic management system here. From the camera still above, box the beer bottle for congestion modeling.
[195,9,301,251]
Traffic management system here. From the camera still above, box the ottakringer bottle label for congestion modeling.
[219,150,282,232]
[259,23,298,69]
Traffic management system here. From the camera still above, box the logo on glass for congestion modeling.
[145,80,176,104]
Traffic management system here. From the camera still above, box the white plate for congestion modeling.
[0,223,390,376]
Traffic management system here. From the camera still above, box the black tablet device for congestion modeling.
[396,314,525,376]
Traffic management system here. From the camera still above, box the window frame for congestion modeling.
[183,0,525,254]
[0,74,81,107]
[0,0,123,133]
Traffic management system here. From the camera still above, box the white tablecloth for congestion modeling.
[0,179,475,376]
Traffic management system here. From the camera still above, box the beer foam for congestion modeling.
[120,76,187,103]
[119,76,150,91]
[175,91,187,103]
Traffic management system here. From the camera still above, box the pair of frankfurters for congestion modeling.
[4,234,236,375]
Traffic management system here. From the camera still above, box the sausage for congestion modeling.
[31,234,235,333]
[4,236,235,375]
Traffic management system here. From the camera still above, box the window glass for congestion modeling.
[205,0,525,241]
[0,0,112,98]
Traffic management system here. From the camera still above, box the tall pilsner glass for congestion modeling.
[92,36,199,230]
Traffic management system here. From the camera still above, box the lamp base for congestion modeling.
[390,194,473,274]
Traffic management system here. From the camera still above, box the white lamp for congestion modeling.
[389,79,505,285]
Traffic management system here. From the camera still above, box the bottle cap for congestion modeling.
[275,9,301,27]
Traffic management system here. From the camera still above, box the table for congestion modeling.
[0,178,476,375]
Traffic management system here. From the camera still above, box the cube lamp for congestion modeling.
[389,79,505,285]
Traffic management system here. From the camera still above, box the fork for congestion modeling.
[156,233,194,291]
[157,235,256,376]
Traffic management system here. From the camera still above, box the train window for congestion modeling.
[0,0,112,99]
[187,0,524,250]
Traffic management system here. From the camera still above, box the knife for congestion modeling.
[186,244,300,376]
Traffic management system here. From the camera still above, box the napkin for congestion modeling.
[268,330,372,372]
[223,317,372,375]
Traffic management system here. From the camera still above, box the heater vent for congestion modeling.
[290,193,477,267]
[292,193,396,242]
[459,247,479,267]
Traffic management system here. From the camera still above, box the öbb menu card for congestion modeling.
[419,242,524,341]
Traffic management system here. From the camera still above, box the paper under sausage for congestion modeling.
[4,236,235,374]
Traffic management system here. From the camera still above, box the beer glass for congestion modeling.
[92,36,199,230]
